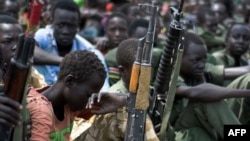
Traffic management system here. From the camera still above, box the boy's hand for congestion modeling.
[0,94,22,127]
[86,92,127,114]
[95,37,110,52]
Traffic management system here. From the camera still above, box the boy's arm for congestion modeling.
[176,83,250,102]
[33,28,63,66]
[224,66,250,80]
[87,93,127,114]
[34,46,63,65]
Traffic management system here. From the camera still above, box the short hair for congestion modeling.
[183,31,205,54]
[196,6,216,25]
[58,50,106,82]
[106,12,128,27]
[116,38,138,68]
[0,14,18,24]
[225,23,250,42]
[51,0,80,20]
[128,19,149,37]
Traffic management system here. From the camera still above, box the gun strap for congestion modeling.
[159,47,184,141]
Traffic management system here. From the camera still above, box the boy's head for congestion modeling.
[211,2,228,24]
[3,0,20,19]
[120,3,143,25]
[196,7,219,35]
[243,0,250,23]
[58,50,106,111]
[0,15,23,67]
[128,18,160,42]
[41,0,57,25]
[105,12,128,47]
[181,32,207,80]
[116,38,138,89]
[225,23,250,57]
[128,18,148,38]
[51,0,80,48]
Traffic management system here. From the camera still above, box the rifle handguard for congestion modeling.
[136,66,151,110]
[154,6,183,100]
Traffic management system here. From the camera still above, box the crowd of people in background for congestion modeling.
[1,0,250,141]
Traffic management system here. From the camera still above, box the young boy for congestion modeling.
[96,12,128,55]
[195,7,225,53]
[76,38,159,141]
[169,31,250,141]
[0,50,126,141]
[212,23,250,67]
[27,50,125,140]
[102,12,129,85]
[34,0,109,91]
[105,18,162,87]
[212,23,250,86]
[0,14,46,88]
[0,14,47,131]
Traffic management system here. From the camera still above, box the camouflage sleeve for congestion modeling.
[226,73,250,124]
[145,115,160,141]
[212,52,225,66]
[177,76,187,87]
[108,80,127,93]
[212,50,236,67]
[206,53,220,65]
[227,72,250,89]
[205,63,224,86]
[200,32,224,53]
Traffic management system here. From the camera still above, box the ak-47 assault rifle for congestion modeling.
[0,34,35,141]
[124,1,159,141]
[148,0,185,140]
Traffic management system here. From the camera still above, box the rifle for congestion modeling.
[148,0,185,140]
[0,34,35,141]
[124,1,159,141]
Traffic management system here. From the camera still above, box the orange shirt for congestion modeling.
[27,87,74,141]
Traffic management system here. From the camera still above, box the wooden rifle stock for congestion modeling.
[129,37,144,94]
[0,34,35,141]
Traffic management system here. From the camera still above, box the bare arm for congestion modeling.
[224,66,250,80]
[176,83,250,102]
[34,46,63,65]
[86,92,127,114]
